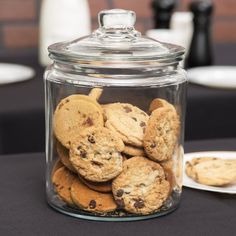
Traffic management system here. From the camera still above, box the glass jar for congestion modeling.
[44,9,187,221]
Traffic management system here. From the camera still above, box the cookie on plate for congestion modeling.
[53,95,104,148]
[149,98,175,113]
[185,157,216,180]
[71,178,117,213]
[185,157,236,186]
[70,127,124,182]
[104,103,149,147]
[56,141,77,173]
[144,107,180,162]
[52,167,76,205]
[112,156,170,215]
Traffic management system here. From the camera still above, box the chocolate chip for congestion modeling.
[77,147,87,158]
[132,117,137,121]
[116,189,124,197]
[86,117,93,126]
[88,135,95,144]
[116,199,125,208]
[89,200,96,209]
[133,198,145,209]
[140,121,146,127]
[58,103,64,110]
[150,143,156,148]
[123,106,132,113]
[65,99,70,103]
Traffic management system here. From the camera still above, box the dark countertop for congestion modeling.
[0,43,236,154]
[0,138,236,236]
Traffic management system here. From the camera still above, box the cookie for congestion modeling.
[185,157,236,186]
[112,156,170,215]
[185,157,216,180]
[104,103,149,147]
[53,95,104,148]
[51,159,64,176]
[123,145,145,157]
[71,178,117,213]
[175,145,184,187]
[52,167,76,205]
[56,141,77,173]
[88,88,103,101]
[143,107,180,162]
[149,98,175,113]
[79,157,125,193]
[70,127,124,182]
[79,176,112,193]
[160,159,175,194]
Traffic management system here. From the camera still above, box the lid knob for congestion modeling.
[98,9,136,29]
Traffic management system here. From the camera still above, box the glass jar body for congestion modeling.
[45,62,187,221]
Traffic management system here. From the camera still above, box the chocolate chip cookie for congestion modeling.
[56,141,77,173]
[51,159,63,177]
[112,156,170,215]
[144,107,180,162]
[70,127,124,182]
[88,88,103,101]
[71,178,117,213]
[53,95,104,148]
[104,103,149,147]
[186,157,236,186]
[79,176,112,193]
[52,167,76,205]
[122,145,145,157]
[149,98,175,113]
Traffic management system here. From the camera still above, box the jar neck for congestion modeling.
[47,61,186,88]
[53,60,180,77]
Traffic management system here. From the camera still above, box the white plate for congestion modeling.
[187,66,236,89]
[0,63,35,85]
[183,151,236,194]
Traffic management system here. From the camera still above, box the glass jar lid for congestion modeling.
[48,9,184,68]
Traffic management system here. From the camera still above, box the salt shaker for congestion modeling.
[187,0,214,68]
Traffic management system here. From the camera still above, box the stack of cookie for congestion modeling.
[51,88,180,216]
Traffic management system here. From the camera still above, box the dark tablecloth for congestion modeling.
[0,138,236,236]
[0,44,236,154]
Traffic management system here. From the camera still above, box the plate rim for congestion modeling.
[0,63,35,85]
[187,66,236,89]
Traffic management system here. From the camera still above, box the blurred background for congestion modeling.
[0,0,235,155]
[0,0,235,58]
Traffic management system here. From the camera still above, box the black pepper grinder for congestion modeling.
[187,0,214,68]
[151,0,176,29]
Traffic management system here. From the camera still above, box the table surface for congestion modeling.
[1,138,236,236]
[0,44,236,154]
